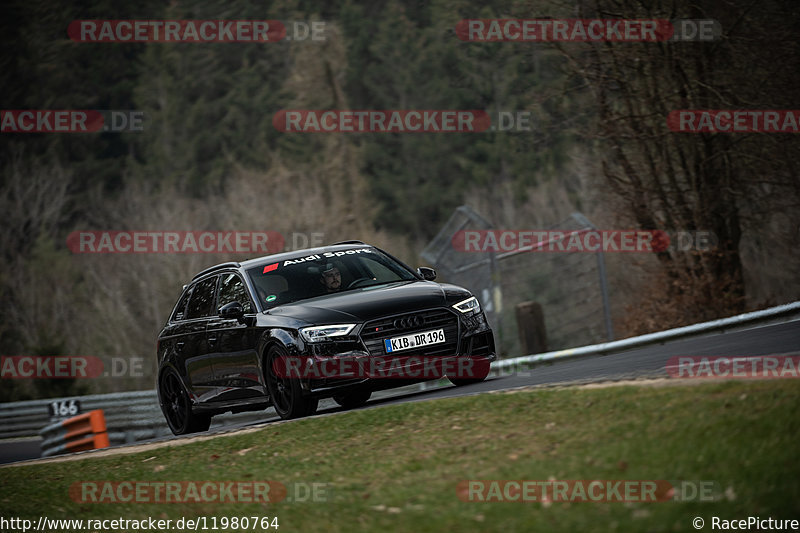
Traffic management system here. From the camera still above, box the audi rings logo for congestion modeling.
[394,315,425,330]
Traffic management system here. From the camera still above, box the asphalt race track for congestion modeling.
[3,318,798,466]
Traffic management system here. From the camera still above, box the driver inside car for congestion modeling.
[320,263,342,293]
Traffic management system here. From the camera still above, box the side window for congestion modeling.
[171,287,192,322]
[218,273,253,313]
[185,277,217,320]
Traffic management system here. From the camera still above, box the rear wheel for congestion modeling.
[332,389,372,409]
[265,345,317,419]
[158,368,211,435]
[447,356,491,387]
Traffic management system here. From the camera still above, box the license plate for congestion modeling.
[384,328,445,353]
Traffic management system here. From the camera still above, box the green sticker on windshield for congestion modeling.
[266,295,277,302]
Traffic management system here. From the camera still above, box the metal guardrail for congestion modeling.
[0,382,441,445]
[491,300,800,372]
[2,301,797,449]
[0,390,156,441]
[0,390,281,443]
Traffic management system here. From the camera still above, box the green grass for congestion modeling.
[2,380,799,532]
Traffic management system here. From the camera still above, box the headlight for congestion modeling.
[299,324,356,343]
[452,296,481,314]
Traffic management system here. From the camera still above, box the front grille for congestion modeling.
[360,308,460,357]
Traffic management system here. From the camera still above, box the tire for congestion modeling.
[265,345,317,419]
[332,389,372,409]
[447,356,491,387]
[158,368,211,435]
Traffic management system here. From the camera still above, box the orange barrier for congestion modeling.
[40,409,110,457]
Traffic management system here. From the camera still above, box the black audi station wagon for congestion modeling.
[157,241,495,434]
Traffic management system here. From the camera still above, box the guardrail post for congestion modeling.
[516,301,547,354]
[39,409,109,457]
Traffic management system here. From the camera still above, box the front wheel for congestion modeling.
[158,368,211,435]
[265,346,318,419]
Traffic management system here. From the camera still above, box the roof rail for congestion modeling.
[192,262,240,280]
[331,240,367,246]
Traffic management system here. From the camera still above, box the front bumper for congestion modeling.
[296,322,496,395]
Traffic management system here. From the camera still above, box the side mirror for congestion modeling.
[417,267,437,281]
[218,301,245,319]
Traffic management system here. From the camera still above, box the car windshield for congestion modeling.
[246,247,418,310]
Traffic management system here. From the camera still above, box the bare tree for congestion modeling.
[555,0,800,320]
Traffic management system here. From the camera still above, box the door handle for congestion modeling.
[208,336,217,345]
[175,341,185,353]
